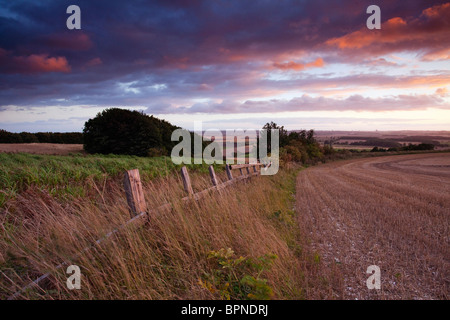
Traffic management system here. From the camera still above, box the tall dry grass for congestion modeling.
[0,165,313,299]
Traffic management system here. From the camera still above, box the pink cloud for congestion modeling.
[273,58,324,71]
[325,3,450,60]
[422,48,450,61]
[197,83,213,91]
[0,49,71,74]
[162,55,190,69]
[435,87,448,97]
[86,57,102,67]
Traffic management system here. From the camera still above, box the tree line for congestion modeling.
[0,130,83,144]
[370,143,435,152]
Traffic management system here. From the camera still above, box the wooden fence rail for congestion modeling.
[124,162,266,215]
[8,162,266,299]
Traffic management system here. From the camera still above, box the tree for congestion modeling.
[260,122,289,154]
[83,108,178,156]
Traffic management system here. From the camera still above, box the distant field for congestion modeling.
[332,145,373,151]
[296,153,450,299]
[0,143,84,155]
[315,130,450,151]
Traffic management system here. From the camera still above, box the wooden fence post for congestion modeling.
[181,166,194,195]
[245,136,249,164]
[209,165,218,186]
[222,131,227,163]
[234,137,238,164]
[226,164,233,180]
[123,169,147,217]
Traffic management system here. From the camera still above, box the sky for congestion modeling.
[0,0,449,132]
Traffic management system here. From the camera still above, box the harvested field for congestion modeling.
[296,153,449,299]
[0,143,84,155]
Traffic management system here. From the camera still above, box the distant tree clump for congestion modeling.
[400,143,435,151]
[83,108,180,156]
[350,138,401,148]
[260,122,323,165]
[372,143,435,152]
[370,146,387,152]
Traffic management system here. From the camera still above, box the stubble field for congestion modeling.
[296,153,449,299]
[0,143,84,155]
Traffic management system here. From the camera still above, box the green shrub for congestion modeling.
[201,248,276,300]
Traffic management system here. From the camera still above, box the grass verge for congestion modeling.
[0,159,310,299]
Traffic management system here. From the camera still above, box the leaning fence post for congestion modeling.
[181,166,194,195]
[226,164,233,180]
[209,165,218,186]
[123,169,147,217]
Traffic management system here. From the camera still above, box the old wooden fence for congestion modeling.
[124,162,267,217]
[8,162,268,299]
